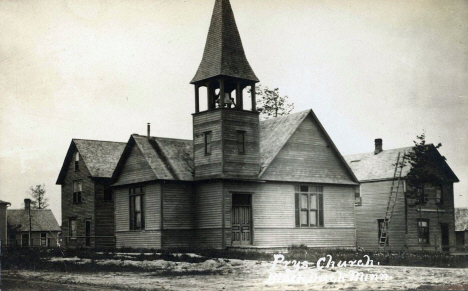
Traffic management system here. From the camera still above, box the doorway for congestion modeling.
[85,220,91,247]
[232,193,252,246]
[440,223,449,252]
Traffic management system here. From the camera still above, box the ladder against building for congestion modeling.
[379,152,405,247]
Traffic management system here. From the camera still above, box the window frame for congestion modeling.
[204,131,212,156]
[417,219,430,245]
[74,152,80,171]
[73,180,83,203]
[69,218,77,239]
[354,187,362,206]
[21,233,30,247]
[435,185,443,205]
[129,187,145,231]
[295,185,324,228]
[237,130,246,154]
[40,232,48,247]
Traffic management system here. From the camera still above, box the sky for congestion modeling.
[0,0,467,223]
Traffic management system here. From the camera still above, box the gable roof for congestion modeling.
[7,209,61,232]
[56,139,126,184]
[344,145,459,182]
[259,109,359,184]
[191,0,259,83]
[113,134,194,184]
[455,208,468,232]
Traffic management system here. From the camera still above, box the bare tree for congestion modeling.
[28,184,49,209]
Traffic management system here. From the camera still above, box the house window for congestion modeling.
[355,187,362,206]
[418,219,430,244]
[204,132,212,155]
[377,219,389,245]
[295,186,324,227]
[237,131,246,154]
[69,218,77,239]
[74,152,80,171]
[435,185,443,205]
[130,187,145,230]
[41,233,47,246]
[73,180,82,203]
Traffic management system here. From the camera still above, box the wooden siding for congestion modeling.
[357,181,456,251]
[356,180,406,251]
[113,143,157,186]
[406,183,456,251]
[193,110,223,179]
[61,148,96,248]
[193,109,260,180]
[162,182,195,248]
[223,181,356,248]
[115,183,161,249]
[195,181,223,249]
[261,115,354,184]
[95,182,115,247]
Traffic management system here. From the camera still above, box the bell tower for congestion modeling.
[192,0,260,180]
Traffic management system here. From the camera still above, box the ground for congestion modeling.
[2,256,468,290]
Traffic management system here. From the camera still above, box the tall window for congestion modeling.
[69,218,77,239]
[237,131,246,154]
[377,219,389,245]
[204,131,212,155]
[74,152,80,171]
[355,187,362,206]
[41,233,47,246]
[73,180,82,203]
[435,185,443,205]
[295,186,324,227]
[418,219,430,244]
[130,187,145,230]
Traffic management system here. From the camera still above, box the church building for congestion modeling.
[110,0,359,250]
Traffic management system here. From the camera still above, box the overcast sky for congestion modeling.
[1,0,467,222]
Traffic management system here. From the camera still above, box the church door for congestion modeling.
[232,193,252,246]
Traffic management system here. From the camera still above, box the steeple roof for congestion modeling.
[191,0,259,84]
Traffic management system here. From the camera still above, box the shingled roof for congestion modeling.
[344,145,459,182]
[7,209,61,232]
[191,0,259,83]
[56,139,126,184]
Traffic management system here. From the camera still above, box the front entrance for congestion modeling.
[232,194,252,246]
[440,223,449,252]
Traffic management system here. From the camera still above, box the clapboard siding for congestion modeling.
[406,183,456,251]
[195,181,223,248]
[61,148,96,247]
[223,181,355,248]
[356,180,406,251]
[115,183,161,249]
[162,182,195,229]
[162,230,196,248]
[261,115,354,184]
[95,182,115,247]
[114,143,156,186]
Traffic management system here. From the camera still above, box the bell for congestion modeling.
[224,93,233,105]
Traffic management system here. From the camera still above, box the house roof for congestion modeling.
[455,208,468,232]
[191,0,259,84]
[132,135,194,181]
[7,209,61,232]
[56,139,126,184]
[0,200,11,206]
[344,145,459,182]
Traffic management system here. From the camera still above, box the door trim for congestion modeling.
[231,192,254,246]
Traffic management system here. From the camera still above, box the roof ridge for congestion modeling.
[343,145,415,158]
[73,138,126,144]
[133,134,192,142]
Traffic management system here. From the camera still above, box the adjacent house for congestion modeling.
[344,139,459,252]
[455,208,468,251]
[110,0,359,250]
[0,199,10,245]
[7,199,61,247]
[56,139,126,248]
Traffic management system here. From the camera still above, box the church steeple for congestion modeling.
[191,0,258,84]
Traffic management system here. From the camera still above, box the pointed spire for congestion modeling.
[191,0,259,84]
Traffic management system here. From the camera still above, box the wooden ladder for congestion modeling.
[379,152,405,248]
